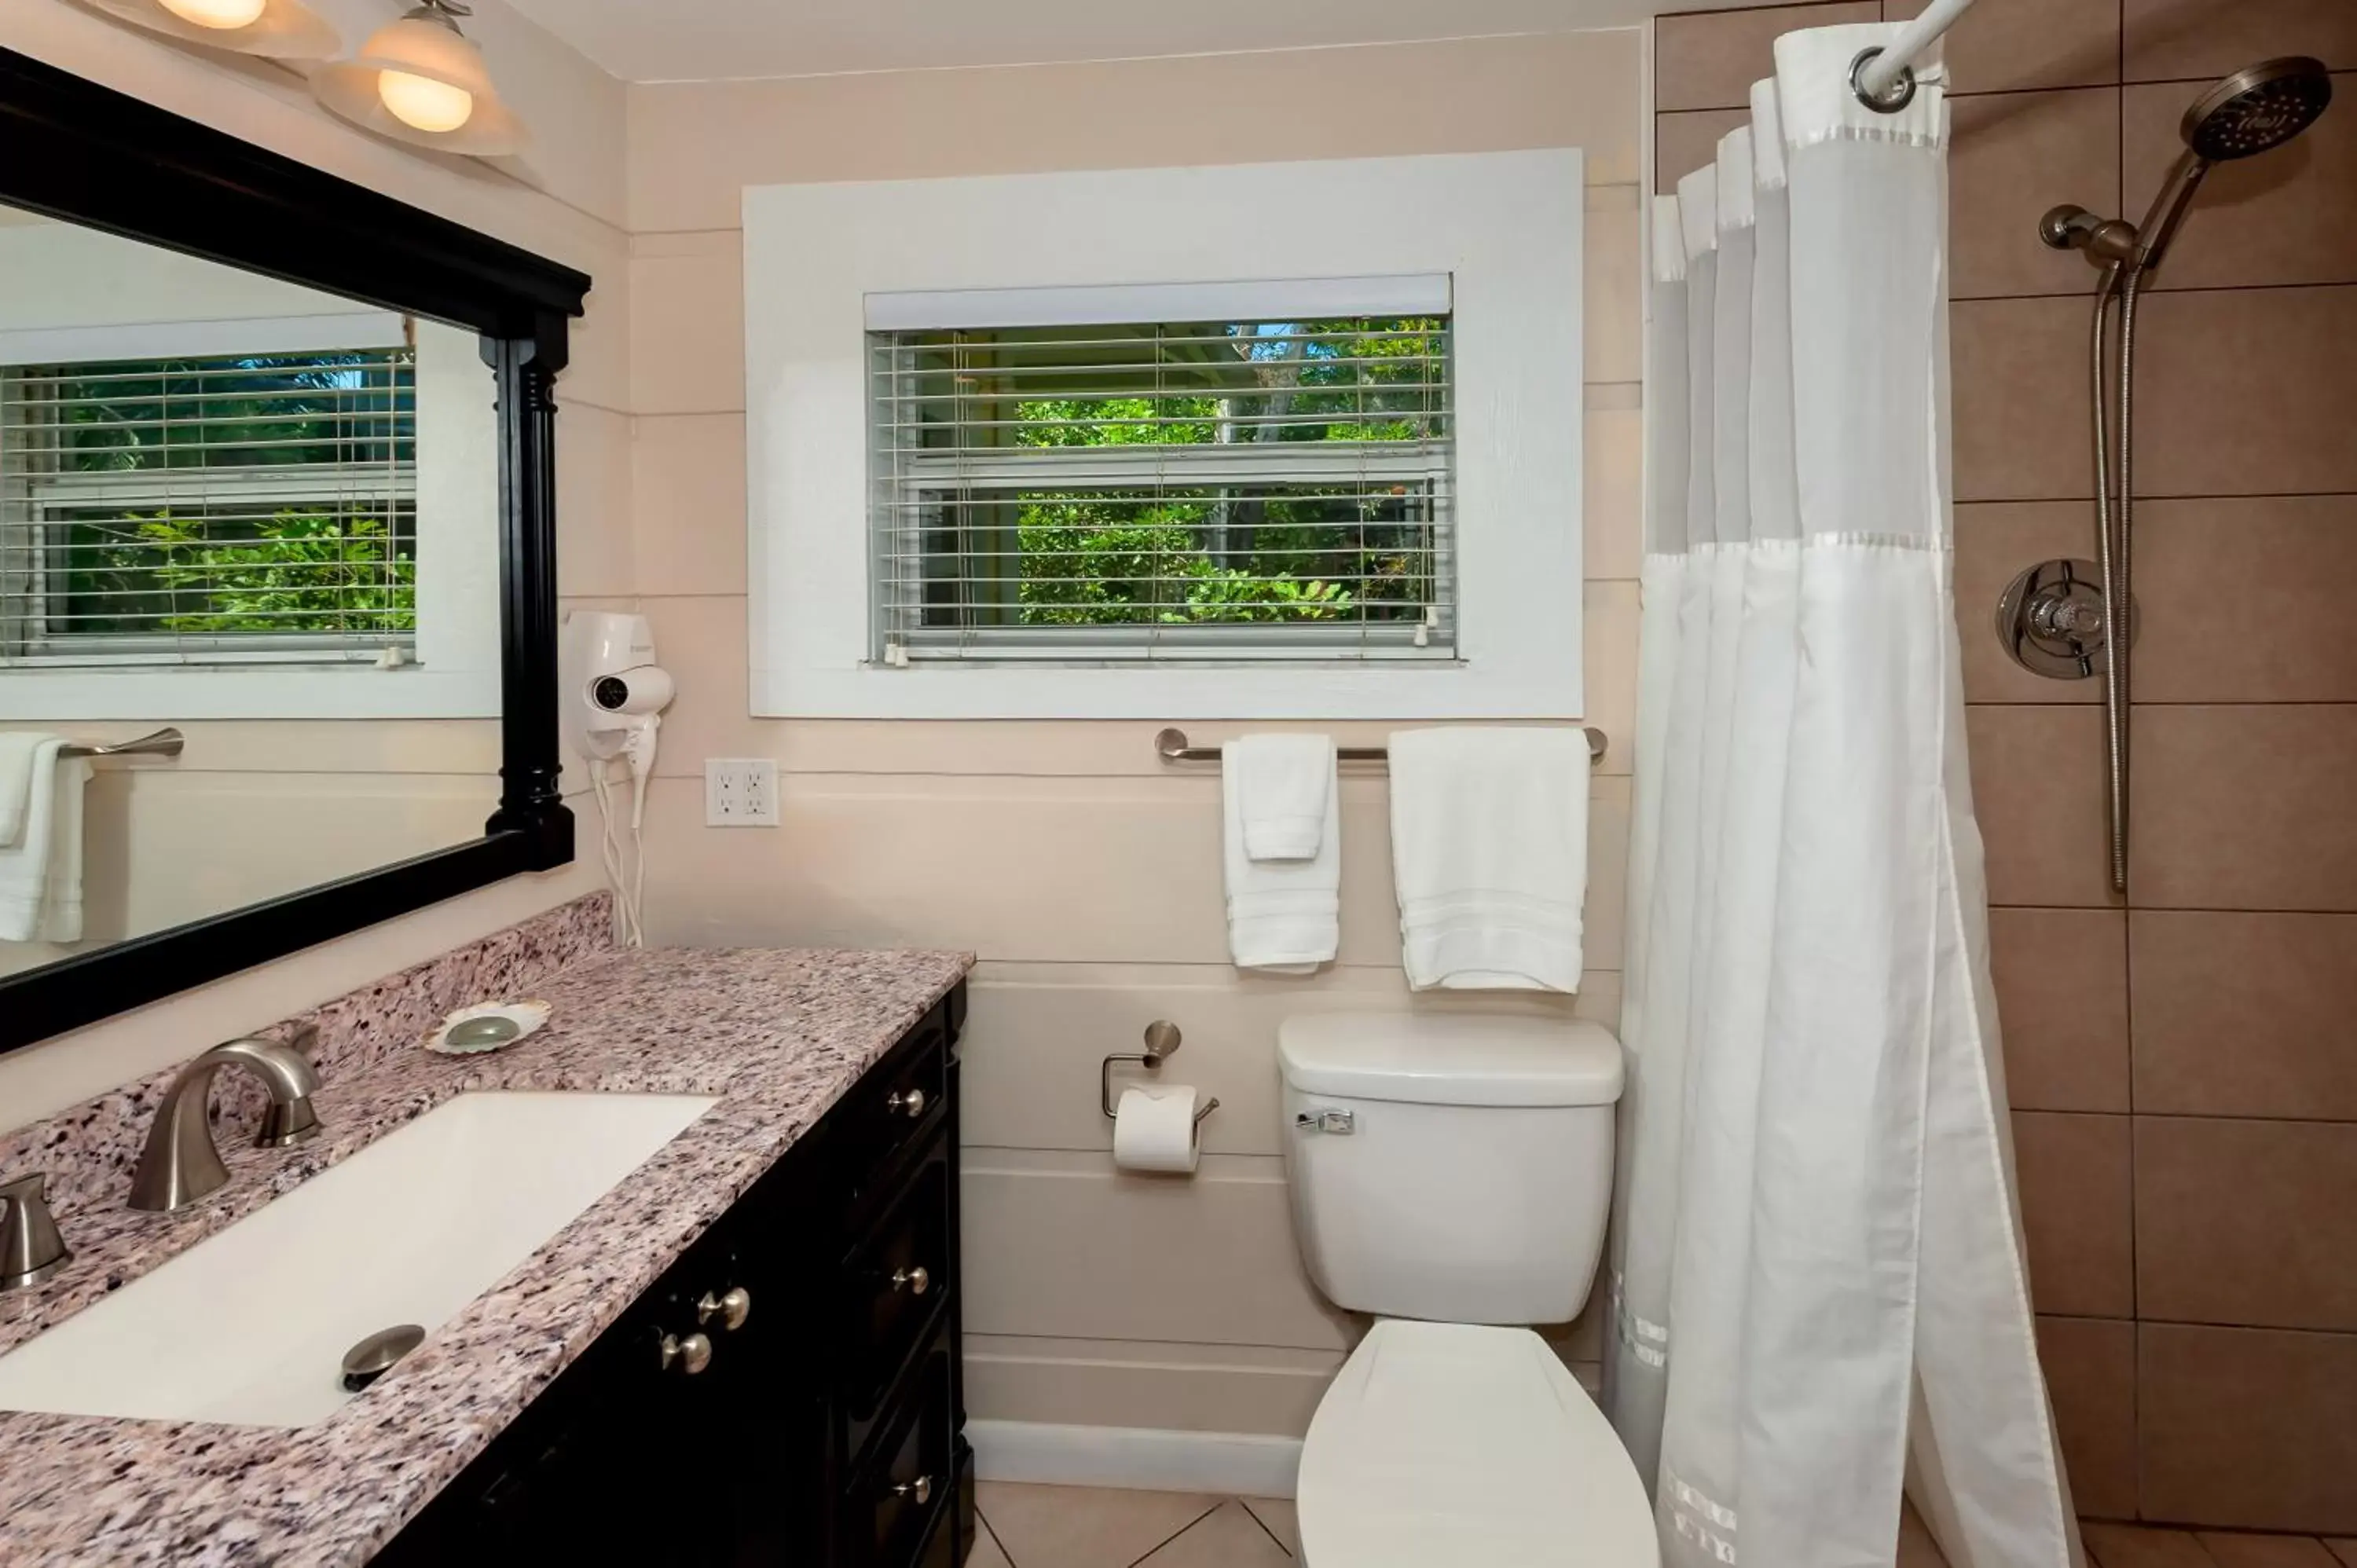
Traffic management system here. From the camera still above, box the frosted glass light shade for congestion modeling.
[71,0,339,60]
[157,0,267,27]
[378,69,474,133]
[312,14,527,157]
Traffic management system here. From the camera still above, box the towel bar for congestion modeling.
[1155,725,1604,767]
[58,727,184,760]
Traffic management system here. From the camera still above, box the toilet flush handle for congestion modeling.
[1295,1109,1357,1135]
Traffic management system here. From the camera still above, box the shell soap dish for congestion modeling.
[425,999,551,1056]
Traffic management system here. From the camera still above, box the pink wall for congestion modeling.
[621,27,1648,1437]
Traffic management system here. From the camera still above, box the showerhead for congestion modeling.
[2128,57,2331,269]
[2182,57,2333,161]
[2042,56,2333,273]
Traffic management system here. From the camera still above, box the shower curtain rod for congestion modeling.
[1853,0,1977,105]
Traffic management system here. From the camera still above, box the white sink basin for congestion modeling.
[0,1090,717,1429]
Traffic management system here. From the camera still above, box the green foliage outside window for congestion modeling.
[16,350,416,645]
[59,509,416,636]
[907,317,1448,633]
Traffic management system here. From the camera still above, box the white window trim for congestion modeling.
[2,317,501,721]
[0,309,408,368]
[743,148,1586,721]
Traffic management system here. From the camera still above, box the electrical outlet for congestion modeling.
[704,758,779,826]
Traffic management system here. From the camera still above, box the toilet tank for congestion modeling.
[1278,1013,1624,1326]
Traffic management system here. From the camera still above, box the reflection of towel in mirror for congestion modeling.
[0,731,44,846]
[0,738,91,943]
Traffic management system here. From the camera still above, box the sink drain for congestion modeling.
[341,1324,426,1392]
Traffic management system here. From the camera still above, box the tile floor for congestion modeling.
[972,1484,1296,1567]
[2080,1526,2357,1568]
[971,1483,2357,1568]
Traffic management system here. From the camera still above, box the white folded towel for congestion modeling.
[1229,733,1336,861]
[1223,753,1340,974]
[0,731,44,847]
[1388,727,1589,992]
[0,738,90,944]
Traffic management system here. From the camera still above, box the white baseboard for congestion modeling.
[968,1420,1304,1500]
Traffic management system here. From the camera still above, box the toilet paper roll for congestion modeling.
[1113,1085,1202,1174]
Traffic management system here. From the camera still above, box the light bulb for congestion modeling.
[377,69,475,134]
[157,0,269,27]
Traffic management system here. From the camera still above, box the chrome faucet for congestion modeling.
[128,1031,323,1214]
[1,1173,70,1291]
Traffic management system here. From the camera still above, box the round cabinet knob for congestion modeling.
[660,1332,713,1376]
[894,1475,934,1506]
[890,1264,931,1296]
[698,1286,752,1332]
[885,1087,927,1119]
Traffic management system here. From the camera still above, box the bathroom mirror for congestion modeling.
[0,48,588,1052]
[0,210,502,976]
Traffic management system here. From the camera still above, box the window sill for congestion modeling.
[751,658,1579,722]
[2,667,502,721]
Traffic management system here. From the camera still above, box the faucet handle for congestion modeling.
[1,1173,71,1292]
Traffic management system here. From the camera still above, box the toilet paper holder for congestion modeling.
[1101,1020,1220,1125]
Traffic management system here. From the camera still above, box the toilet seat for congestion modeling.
[1296,1319,1659,1568]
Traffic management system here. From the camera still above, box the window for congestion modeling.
[868,314,1453,662]
[746,149,1585,720]
[0,345,416,668]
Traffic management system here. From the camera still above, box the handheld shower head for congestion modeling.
[2042,57,2333,273]
[2018,58,2333,892]
[2136,57,2333,269]
[2182,57,2333,160]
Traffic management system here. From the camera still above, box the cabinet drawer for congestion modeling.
[839,1014,948,1211]
[842,1149,950,1423]
[845,1339,955,1568]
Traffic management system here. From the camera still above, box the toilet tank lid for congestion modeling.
[1278,1013,1624,1107]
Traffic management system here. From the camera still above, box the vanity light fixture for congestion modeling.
[71,0,339,60]
[311,0,527,156]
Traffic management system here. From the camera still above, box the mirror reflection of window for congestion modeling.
[2,343,419,666]
[0,206,501,976]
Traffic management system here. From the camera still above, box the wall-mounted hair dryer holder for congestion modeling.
[562,610,676,764]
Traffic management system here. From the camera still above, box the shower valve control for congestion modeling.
[1296,1109,1357,1135]
[1995,559,2132,682]
[2031,594,2102,640]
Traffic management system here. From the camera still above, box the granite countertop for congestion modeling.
[0,943,972,1567]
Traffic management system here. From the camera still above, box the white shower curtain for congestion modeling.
[1606,154,1714,1500]
[1604,24,2082,1568]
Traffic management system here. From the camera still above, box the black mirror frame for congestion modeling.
[0,49,591,1054]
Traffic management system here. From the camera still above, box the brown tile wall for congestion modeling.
[1657,0,2357,1537]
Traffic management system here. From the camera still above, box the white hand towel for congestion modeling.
[0,731,45,847]
[1230,733,1336,861]
[41,755,91,943]
[1223,756,1340,974]
[1388,727,1588,992]
[0,738,88,944]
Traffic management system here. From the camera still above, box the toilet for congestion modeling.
[1279,1012,1659,1568]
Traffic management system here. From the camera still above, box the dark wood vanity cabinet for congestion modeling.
[378,984,973,1567]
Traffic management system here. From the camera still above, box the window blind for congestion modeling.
[867,313,1455,663]
[0,345,416,669]
[863,274,1453,332]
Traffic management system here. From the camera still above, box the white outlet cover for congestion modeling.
[704,758,779,826]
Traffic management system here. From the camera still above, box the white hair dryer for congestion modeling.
[562,611,674,944]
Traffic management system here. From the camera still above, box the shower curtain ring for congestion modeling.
[1850,47,1919,114]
